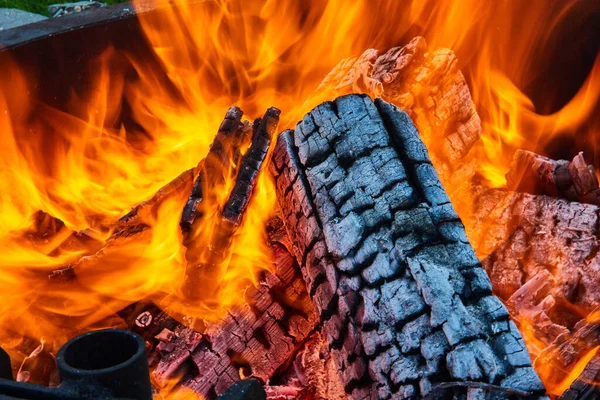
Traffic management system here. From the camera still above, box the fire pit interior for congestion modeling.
[0,0,599,399]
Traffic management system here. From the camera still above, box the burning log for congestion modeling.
[270,94,545,399]
[505,150,600,206]
[312,36,481,166]
[467,188,600,313]
[121,217,317,398]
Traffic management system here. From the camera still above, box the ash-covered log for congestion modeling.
[270,94,546,399]
[505,150,600,206]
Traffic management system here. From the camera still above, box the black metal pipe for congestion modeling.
[0,329,152,400]
[56,329,152,400]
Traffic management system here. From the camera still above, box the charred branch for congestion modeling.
[222,107,280,226]
[180,106,249,232]
[182,108,280,301]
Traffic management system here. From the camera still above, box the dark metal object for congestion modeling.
[216,379,266,400]
[0,329,152,400]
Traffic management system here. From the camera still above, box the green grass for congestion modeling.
[0,0,125,16]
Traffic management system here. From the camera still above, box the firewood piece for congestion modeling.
[534,316,600,396]
[180,106,248,232]
[467,188,600,312]
[505,150,600,205]
[123,224,317,399]
[222,108,280,225]
[270,94,546,399]
[505,271,570,355]
[182,108,280,300]
[559,352,600,400]
[311,37,481,165]
[185,245,315,396]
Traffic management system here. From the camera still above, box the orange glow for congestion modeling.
[542,346,599,396]
[0,0,598,396]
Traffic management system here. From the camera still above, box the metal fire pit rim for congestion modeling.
[56,328,145,376]
[0,0,210,52]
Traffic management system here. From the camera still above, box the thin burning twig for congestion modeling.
[180,106,251,232]
[182,107,280,301]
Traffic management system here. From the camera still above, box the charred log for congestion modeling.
[505,150,600,206]
[270,94,545,399]
[121,218,316,398]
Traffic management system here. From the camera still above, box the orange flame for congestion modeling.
[0,0,598,395]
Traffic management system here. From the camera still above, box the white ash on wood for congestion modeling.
[270,94,545,399]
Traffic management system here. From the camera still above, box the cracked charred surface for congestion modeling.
[270,94,545,399]
[122,220,317,398]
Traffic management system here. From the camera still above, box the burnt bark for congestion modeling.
[122,221,317,399]
[270,94,545,399]
[505,150,600,206]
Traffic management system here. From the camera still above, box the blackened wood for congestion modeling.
[222,108,280,225]
[182,108,280,300]
[180,106,247,232]
[123,224,317,399]
[505,150,600,206]
[270,94,546,399]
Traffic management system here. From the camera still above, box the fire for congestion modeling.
[0,0,599,395]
